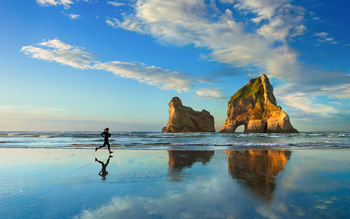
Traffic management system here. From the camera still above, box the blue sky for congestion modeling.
[0,0,349,131]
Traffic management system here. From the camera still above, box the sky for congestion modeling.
[0,0,349,131]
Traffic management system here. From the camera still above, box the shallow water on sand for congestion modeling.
[0,148,350,218]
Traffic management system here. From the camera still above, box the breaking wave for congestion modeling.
[0,131,349,150]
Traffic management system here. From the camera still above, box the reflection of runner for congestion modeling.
[95,155,113,181]
[95,128,113,154]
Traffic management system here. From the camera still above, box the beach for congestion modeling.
[2,0,350,218]
[1,148,350,218]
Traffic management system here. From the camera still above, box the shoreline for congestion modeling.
[1,131,349,151]
[1,145,350,151]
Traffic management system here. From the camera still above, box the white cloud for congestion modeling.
[39,39,73,50]
[68,13,80,20]
[196,88,224,99]
[234,0,281,21]
[106,0,306,81]
[36,0,74,8]
[107,1,125,7]
[278,92,338,116]
[314,32,328,38]
[94,61,193,92]
[314,32,338,44]
[321,84,350,99]
[21,39,195,92]
[106,18,146,33]
[274,68,350,104]
[234,0,306,41]
[21,39,94,69]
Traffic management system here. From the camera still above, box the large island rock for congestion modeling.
[162,97,215,132]
[220,74,298,133]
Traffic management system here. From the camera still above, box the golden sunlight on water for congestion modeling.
[226,150,291,201]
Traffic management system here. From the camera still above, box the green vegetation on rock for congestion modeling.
[229,77,264,105]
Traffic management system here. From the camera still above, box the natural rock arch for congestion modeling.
[220,74,298,133]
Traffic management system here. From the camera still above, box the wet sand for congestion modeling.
[0,148,350,218]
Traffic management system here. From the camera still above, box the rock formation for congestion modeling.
[226,150,291,201]
[220,74,298,133]
[162,97,215,132]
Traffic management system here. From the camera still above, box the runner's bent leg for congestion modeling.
[97,142,107,150]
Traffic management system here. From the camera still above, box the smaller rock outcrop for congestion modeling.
[162,97,215,132]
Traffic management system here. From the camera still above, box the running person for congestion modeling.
[95,128,113,154]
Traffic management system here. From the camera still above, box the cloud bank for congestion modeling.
[106,0,303,79]
[21,39,194,92]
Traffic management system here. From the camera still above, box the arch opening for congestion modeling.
[234,124,246,133]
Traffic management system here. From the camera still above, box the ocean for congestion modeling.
[1,132,350,218]
[1,131,349,150]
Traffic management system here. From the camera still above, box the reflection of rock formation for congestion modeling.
[162,97,215,132]
[226,150,291,201]
[220,74,298,133]
[168,150,214,181]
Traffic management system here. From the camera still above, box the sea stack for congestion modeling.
[162,97,215,132]
[220,74,298,133]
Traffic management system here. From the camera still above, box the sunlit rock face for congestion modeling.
[226,150,291,201]
[220,74,298,133]
[162,97,215,132]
